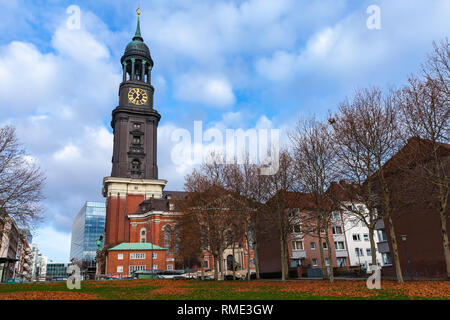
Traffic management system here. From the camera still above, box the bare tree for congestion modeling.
[397,38,450,278]
[261,150,299,281]
[0,126,45,238]
[329,87,405,283]
[289,118,339,282]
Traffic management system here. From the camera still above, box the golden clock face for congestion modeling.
[128,88,148,105]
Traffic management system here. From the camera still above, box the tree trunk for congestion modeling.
[213,255,219,280]
[317,230,326,279]
[232,241,236,280]
[254,239,261,279]
[246,233,251,281]
[387,213,404,283]
[369,227,378,268]
[439,206,450,279]
[280,232,286,281]
[201,254,205,280]
[325,228,334,283]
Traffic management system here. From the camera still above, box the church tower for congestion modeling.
[103,12,167,247]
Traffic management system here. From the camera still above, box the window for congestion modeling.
[308,227,313,233]
[331,211,340,220]
[117,253,123,260]
[117,266,123,273]
[322,242,328,249]
[153,265,158,270]
[250,259,255,267]
[203,260,208,268]
[141,230,146,236]
[292,241,304,250]
[334,241,345,250]
[337,257,347,267]
[355,248,363,256]
[312,259,318,266]
[332,226,343,234]
[320,228,325,234]
[377,229,388,242]
[167,265,173,271]
[140,228,146,243]
[352,234,361,241]
[382,253,392,265]
[325,258,330,266]
[152,253,157,259]
[133,136,141,144]
[363,234,369,241]
[310,242,316,250]
[129,265,146,273]
[131,159,140,171]
[366,248,372,256]
[133,123,142,130]
[292,224,302,233]
[130,253,146,259]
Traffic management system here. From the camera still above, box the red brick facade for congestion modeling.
[106,248,167,277]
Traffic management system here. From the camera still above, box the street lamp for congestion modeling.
[401,235,413,280]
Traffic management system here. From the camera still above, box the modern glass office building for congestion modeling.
[70,202,106,267]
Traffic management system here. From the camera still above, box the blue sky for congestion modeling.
[0,0,448,261]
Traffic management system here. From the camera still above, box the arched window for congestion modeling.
[174,225,181,254]
[164,225,172,253]
[132,159,140,171]
[140,228,146,243]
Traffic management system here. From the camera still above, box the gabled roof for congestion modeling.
[108,243,167,251]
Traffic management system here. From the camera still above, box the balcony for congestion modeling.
[377,241,390,253]
[335,250,348,258]
[374,219,385,230]
[333,234,345,242]
[291,250,307,259]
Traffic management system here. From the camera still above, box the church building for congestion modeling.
[102,12,255,278]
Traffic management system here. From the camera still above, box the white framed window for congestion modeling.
[331,211,340,220]
[292,240,303,250]
[129,265,146,273]
[322,242,328,249]
[117,253,123,260]
[352,234,361,241]
[325,258,330,266]
[140,228,146,243]
[382,253,392,265]
[152,252,157,259]
[366,248,372,256]
[355,248,364,256]
[377,230,388,242]
[117,266,123,273]
[167,264,173,271]
[312,259,318,266]
[310,242,316,250]
[334,241,345,250]
[153,265,158,270]
[332,226,343,234]
[337,257,346,267]
[130,253,146,259]
[363,234,369,241]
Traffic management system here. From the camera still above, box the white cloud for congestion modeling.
[174,73,235,108]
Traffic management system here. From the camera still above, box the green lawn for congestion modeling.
[0,279,448,300]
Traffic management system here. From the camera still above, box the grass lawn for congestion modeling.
[0,279,448,300]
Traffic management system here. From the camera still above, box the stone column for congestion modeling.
[122,61,127,82]
[131,58,135,80]
[141,60,147,82]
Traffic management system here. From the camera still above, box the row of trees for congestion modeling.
[176,39,449,283]
[0,126,45,257]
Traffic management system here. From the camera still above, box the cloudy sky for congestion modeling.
[0,0,448,261]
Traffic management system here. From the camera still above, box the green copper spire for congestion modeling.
[133,14,143,42]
